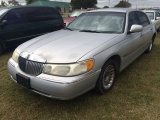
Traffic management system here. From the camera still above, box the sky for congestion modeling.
[0,0,160,8]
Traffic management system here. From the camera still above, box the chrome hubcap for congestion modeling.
[149,42,153,51]
[102,65,115,89]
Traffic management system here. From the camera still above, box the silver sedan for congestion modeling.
[144,10,160,31]
[8,8,156,100]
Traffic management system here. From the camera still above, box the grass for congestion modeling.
[1,33,160,120]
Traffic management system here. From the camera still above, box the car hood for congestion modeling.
[18,30,119,63]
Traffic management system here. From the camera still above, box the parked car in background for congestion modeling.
[144,10,160,31]
[152,8,160,13]
[8,8,156,100]
[63,9,89,26]
[0,6,64,55]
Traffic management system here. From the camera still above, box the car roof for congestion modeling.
[1,6,54,10]
[143,10,157,12]
[88,8,139,13]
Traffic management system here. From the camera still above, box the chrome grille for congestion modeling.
[19,56,44,76]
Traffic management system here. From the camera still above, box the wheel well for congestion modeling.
[152,33,156,43]
[105,55,121,73]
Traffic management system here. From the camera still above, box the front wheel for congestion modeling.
[95,59,118,94]
[145,40,153,54]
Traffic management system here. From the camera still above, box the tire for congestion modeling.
[95,59,118,94]
[145,39,154,54]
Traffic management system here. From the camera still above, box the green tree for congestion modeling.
[55,6,61,12]
[71,0,82,9]
[25,0,37,5]
[0,1,8,7]
[103,6,109,8]
[114,0,131,8]
[8,0,20,6]
[71,0,97,9]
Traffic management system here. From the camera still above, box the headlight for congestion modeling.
[43,59,94,76]
[12,50,19,63]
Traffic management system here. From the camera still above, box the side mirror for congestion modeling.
[0,20,7,26]
[156,17,160,20]
[129,25,143,33]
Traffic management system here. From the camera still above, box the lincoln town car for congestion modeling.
[8,8,156,100]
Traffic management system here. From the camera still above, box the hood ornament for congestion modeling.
[20,52,46,63]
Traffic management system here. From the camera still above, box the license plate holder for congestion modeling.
[16,73,31,89]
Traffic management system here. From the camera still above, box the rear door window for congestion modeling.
[26,8,47,22]
[44,7,62,21]
[26,7,62,23]
[145,12,154,20]
[135,11,150,27]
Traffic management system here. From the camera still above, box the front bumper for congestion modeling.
[8,58,101,100]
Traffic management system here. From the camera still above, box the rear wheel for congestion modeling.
[95,59,118,94]
[145,37,154,54]
[145,41,153,53]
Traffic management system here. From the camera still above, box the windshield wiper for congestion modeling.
[99,31,117,33]
[79,30,100,33]
[66,27,73,31]
[81,30,119,33]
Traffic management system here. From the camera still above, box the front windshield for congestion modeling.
[145,12,154,20]
[0,9,8,16]
[67,12,126,33]
[70,10,86,17]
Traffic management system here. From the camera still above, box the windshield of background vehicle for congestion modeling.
[153,9,160,13]
[70,10,86,17]
[67,12,126,33]
[145,12,154,20]
[0,9,8,16]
